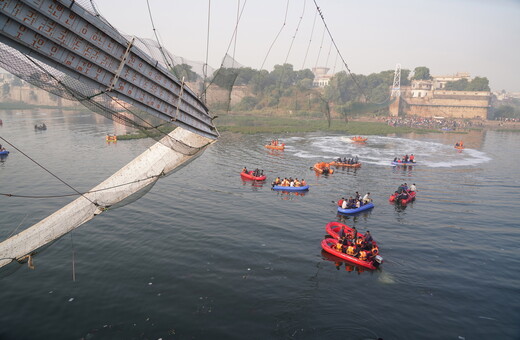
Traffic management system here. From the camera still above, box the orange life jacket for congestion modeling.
[346,246,355,255]
[359,250,367,261]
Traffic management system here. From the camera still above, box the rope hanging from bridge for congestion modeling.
[302,7,318,69]
[312,0,368,101]
[260,0,290,70]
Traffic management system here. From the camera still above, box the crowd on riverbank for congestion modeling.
[383,116,483,130]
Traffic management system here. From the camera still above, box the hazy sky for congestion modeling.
[94,0,520,91]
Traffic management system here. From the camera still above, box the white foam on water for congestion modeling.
[286,135,491,168]
[377,271,396,284]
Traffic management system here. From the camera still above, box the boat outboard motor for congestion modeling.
[374,255,383,264]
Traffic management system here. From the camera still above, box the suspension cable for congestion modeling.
[302,7,317,69]
[314,24,326,69]
[0,173,163,199]
[201,0,248,96]
[260,0,290,70]
[203,0,211,100]
[284,0,306,64]
[312,0,369,101]
[146,0,175,70]
[232,0,240,66]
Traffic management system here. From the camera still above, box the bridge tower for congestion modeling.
[389,63,401,116]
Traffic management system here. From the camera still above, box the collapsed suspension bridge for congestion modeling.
[0,0,218,269]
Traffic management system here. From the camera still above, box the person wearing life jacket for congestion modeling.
[409,154,415,162]
[334,242,343,253]
[338,197,345,207]
[358,250,368,261]
[242,167,248,173]
[371,245,379,256]
[346,245,357,256]
[355,237,364,249]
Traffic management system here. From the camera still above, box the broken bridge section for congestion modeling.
[0,0,218,139]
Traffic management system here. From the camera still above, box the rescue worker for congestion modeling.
[346,244,357,256]
[358,249,368,261]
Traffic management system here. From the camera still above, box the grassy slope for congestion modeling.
[215,114,439,135]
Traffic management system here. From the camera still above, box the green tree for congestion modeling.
[235,67,258,85]
[444,77,490,91]
[467,77,490,91]
[412,66,431,80]
[294,69,314,83]
[297,78,313,90]
[445,78,469,91]
[250,69,272,94]
[401,69,411,86]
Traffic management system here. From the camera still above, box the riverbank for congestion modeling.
[115,114,520,140]
[214,114,439,135]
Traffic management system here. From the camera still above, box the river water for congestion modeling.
[0,109,519,339]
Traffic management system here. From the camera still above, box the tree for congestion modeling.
[444,77,490,91]
[445,78,469,91]
[412,67,431,80]
[467,77,490,91]
[294,69,314,83]
[401,69,411,86]
[297,78,313,90]
[211,67,240,89]
[235,67,257,85]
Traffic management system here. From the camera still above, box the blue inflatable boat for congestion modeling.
[337,202,374,214]
[272,185,309,191]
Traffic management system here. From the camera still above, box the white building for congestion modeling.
[312,67,333,88]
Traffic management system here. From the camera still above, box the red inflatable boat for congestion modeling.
[321,238,380,270]
[240,170,266,181]
[389,190,416,205]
